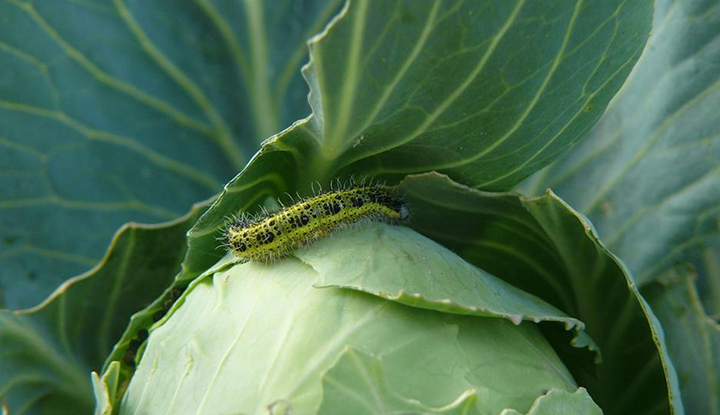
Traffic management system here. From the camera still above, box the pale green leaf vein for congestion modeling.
[583,74,720,214]
[2,0,217,139]
[112,0,245,167]
[195,302,259,415]
[244,0,280,140]
[324,0,370,157]
[353,0,441,140]
[0,101,222,192]
[344,0,526,161]
[439,0,584,169]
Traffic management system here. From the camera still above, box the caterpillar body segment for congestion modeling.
[223,185,409,262]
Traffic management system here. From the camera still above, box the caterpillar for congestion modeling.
[223,184,409,262]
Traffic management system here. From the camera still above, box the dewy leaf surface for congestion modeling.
[521,0,720,285]
[0,0,342,308]
[644,265,720,415]
[399,174,682,415]
[316,348,483,415]
[0,201,206,415]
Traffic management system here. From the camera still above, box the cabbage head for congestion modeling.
[116,224,600,415]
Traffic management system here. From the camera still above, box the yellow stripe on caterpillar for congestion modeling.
[223,185,409,262]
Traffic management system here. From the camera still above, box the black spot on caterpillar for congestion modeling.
[223,184,409,262]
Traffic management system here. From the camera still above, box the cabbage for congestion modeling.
[118,224,598,414]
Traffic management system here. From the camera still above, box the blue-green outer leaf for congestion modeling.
[0,0,341,308]
[521,0,720,285]
[400,173,683,415]
[0,202,206,415]
[645,265,720,415]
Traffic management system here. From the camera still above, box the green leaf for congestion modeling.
[298,224,599,362]
[0,201,206,414]
[106,168,681,415]
[117,230,578,415]
[499,388,601,415]
[520,0,720,285]
[102,0,655,339]
[399,173,682,415]
[174,0,655,319]
[644,265,720,415]
[297,0,652,190]
[0,0,342,308]
[517,2,720,412]
[101,0,653,408]
[92,362,119,415]
[103,217,596,409]
[696,242,720,319]
[317,347,482,415]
